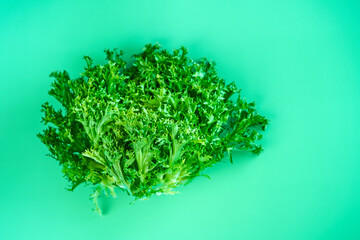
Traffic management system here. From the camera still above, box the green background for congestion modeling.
[1,0,359,239]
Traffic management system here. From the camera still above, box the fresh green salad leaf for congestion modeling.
[38,43,268,214]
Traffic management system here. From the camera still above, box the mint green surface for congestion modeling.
[1,0,359,239]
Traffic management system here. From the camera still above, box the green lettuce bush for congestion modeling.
[38,43,268,214]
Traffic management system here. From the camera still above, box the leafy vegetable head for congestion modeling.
[38,43,268,214]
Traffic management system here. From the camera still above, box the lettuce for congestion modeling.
[38,43,268,214]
